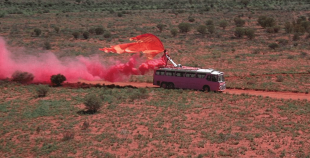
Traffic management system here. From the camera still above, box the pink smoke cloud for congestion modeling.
[0,37,165,83]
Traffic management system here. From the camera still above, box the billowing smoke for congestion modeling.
[0,37,165,83]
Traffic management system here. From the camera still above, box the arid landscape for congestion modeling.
[0,0,310,157]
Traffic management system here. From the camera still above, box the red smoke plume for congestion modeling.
[0,37,165,83]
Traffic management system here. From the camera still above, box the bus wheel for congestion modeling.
[161,82,167,89]
[167,83,174,89]
[203,86,210,92]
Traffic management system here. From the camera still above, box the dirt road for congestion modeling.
[76,80,309,101]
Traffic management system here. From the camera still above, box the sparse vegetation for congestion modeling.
[33,28,41,36]
[11,71,34,83]
[178,22,191,33]
[83,93,102,113]
[36,84,49,97]
[50,74,66,86]
[72,32,80,39]
[197,25,207,34]
[156,24,165,32]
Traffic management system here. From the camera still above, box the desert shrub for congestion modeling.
[300,52,307,58]
[276,75,284,82]
[178,23,191,33]
[273,25,281,33]
[88,28,95,34]
[170,28,178,37]
[234,27,245,38]
[117,12,123,17]
[81,121,90,130]
[205,19,213,25]
[207,25,215,34]
[103,31,111,38]
[0,11,6,18]
[12,71,34,83]
[50,74,66,86]
[240,0,250,7]
[268,43,279,50]
[287,55,295,59]
[277,39,288,46]
[285,22,294,33]
[95,27,105,35]
[54,26,60,33]
[83,31,89,39]
[188,16,195,22]
[245,28,255,39]
[84,94,102,113]
[62,131,74,141]
[197,25,207,34]
[258,16,276,28]
[43,41,51,50]
[293,33,300,41]
[266,27,275,33]
[293,24,306,35]
[156,24,165,32]
[72,32,79,39]
[219,20,228,29]
[36,84,49,97]
[34,28,41,36]
[234,17,245,27]
[301,21,310,30]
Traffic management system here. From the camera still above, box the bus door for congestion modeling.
[206,74,218,91]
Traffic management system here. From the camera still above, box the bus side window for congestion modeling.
[155,71,160,75]
[206,75,212,81]
[191,73,196,78]
[212,75,217,82]
[197,73,206,78]
[176,72,184,77]
[160,71,165,75]
[166,71,173,76]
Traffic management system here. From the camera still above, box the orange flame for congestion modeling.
[99,33,164,59]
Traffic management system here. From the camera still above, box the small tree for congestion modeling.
[219,20,228,30]
[178,23,191,33]
[207,25,215,34]
[197,25,207,35]
[188,16,195,22]
[103,31,111,38]
[54,27,60,33]
[258,16,276,28]
[234,17,245,27]
[36,84,49,97]
[34,28,41,36]
[50,74,66,86]
[170,28,178,37]
[83,31,89,39]
[245,28,255,39]
[95,27,105,35]
[156,24,165,32]
[84,94,102,113]
[268,43,279,50]
[72,32,79,39]
[11,71,34,83]
[234,27,245,38]
[43,41,51,50]
[205,19,213,26]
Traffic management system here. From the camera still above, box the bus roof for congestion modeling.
[158,67,223,75]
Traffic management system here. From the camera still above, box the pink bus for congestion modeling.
[153,67,226,92]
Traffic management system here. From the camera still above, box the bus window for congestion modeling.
[166,71,174,76]
[155,70,161,75]
[197,73,206,79]
[175,72,184,77]
[212,75,217,82]
[218,75,225,82]
[185,73,195,78]
[160,71,165,75]
[206,75,212,81]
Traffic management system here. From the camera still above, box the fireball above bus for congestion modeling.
[153,51,226,92]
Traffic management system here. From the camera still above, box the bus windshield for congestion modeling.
[218,75,225,82]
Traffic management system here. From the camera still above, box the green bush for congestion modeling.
[43,41,51,50]
[186,16,193,22]
[156,24,165,32]
[170,28,178,37]
[266,27,275,33]
[83,31,89,39]
[205,19,213,26]
[54,27,60,33]
[0,11,6,18]
[50,74,66,86]
[34,28,41,36]
[245,28,255,39]
[36,84,49,97]
[117,12,123,17]
[234,27,245,38]
[234,17,245,27]
[219,20,228,29]
[276,75,284,82]
[103,31,111,38]
[178,23,191,33]
[84,94,102,113]
[268,43,279,50]
[273,25,281,33]
[88,28,95,34]
[285,22,293,33]
[72,32,80,39]
[293,33,300,41]
[11,71,34,83]
[95,27,105,35]
[207,25,215,34]
[197,25,207,34]
[258,16,276,28]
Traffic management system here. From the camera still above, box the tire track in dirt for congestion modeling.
[75,80,309,101]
